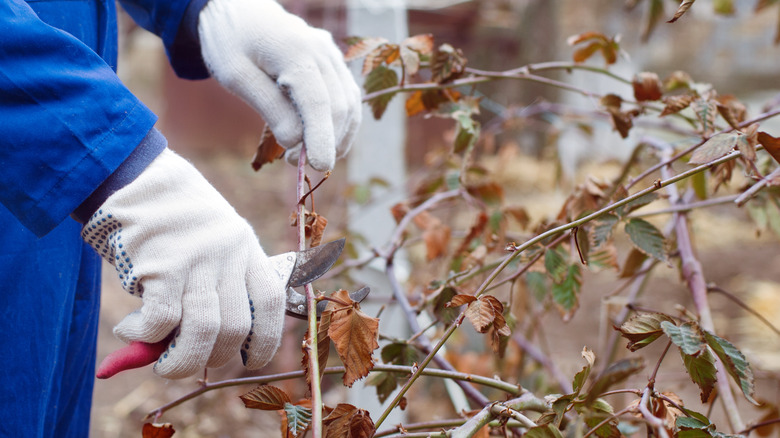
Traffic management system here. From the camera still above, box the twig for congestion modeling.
[735,166,780,206]
[627,108,780,190]
[581,405,636,438]
[297,151,323,437]
[657,143,745,432]
[144,364,522,420]
[449,394,547,438]
[628,194,740,218]
[708,284,780,337]
[739,417,780,436]
[639,387,670,438]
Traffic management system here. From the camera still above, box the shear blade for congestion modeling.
[286,286,371,320]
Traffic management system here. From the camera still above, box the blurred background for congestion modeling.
[91,1,780,436]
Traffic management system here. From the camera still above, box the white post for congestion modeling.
[346,0,409,426]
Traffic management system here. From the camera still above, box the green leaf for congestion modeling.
[689,132,738,165]
[661,321,706,356]
[454,115,480,154]
[682,347,718,403]
[381,342,420,366]
[364,65,398,119]
[365,371,398,404]
[545,247,568,283]
[625,218,667,262]
[284,402,313,437]
[525,424,564,438]
[585,357,645,406]
[572,347,596,395]
[703,331,758,405]
[615,312,676,352]
[551,394,572,427]
[527,271,549,302]
[591,214,619,248]
[552,264,582,320]
[577,399,621,438]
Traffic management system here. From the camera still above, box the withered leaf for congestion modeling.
[363,44,400,75]
[660,94,694,117]
[142,423,175,438]
[413,211,451,260]
[251,125,285,172]
[465,295,505,333]
[567,32,619,65]
[306,212,328,248]
[431,43,467,83]
[691,98,718,137]
[405,89,461,117]
[632,72,663,101]
[240,385,293,411]
[620,248,648,278]
[717,95,747,129]
[402,33,434,55]
[323,404,376,438]
[327,290,380,387]
[344,36,389,62]
[664,70,693,91]
[669,0,696,23]
[446,293,477,308]
[757,131,780,165]
[689,132,738,165]
[615,312,675,351]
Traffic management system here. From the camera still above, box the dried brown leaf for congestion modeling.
[717,95,747,129]
[363,44,399,75]
[446,294,477,308]
[251,125,285,172]
[660,94,694,117]
[632,72,663,101]
[142,423,175,438]
[307,213,328,248]
[758,131,780,165]
[431,43,467,83]
[327,290,380,387]
[669,0,696,23]
[344,37,389,61]
[664,71,693,91]
[402,34,435,55]
[240,385,293,411]
[323,404,376,438]
[465,295,504,333]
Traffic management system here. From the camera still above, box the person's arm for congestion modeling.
[0,0,158,237]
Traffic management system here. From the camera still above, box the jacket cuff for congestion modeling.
[168,0,211,79]
[71,128,167,224]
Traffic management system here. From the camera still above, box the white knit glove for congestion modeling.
[198,0,362,171]
[82,149,286,379]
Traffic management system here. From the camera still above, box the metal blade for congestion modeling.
[287,238,345,288]
[285,286,371,320]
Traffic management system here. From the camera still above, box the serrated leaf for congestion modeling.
[591,214,619,248]
[284,403,313,437]
[585,357,645,406]
[681,348,718,403]
[327,290,380,387]
[431,43,466,83]
[661,321,707,356]
[365,371,398,404]
[465,295,504,333]
[689,133,739,165]
[525,424,564,438]
[552,264,582,320]
[527,271,549,302]
[625,218,667,262]
[660,94,695,117]
[545,247,568,283]
[344,36,389,62]
[240,385,293,410]
[691,98,718,137]
[323,404,375,438]
[364,65,398,119]
[703,331,758,405]
[588,243,620,272]
[381,342,420,366]
[363,44,399,75]
[615,312,676,352]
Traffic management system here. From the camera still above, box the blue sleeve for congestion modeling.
[119,0,211,79]
[0,0,158,237]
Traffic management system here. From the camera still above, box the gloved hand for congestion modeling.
[82,148,286,379]
[198,0,362,171]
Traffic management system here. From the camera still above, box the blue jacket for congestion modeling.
[0,0,210,436]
